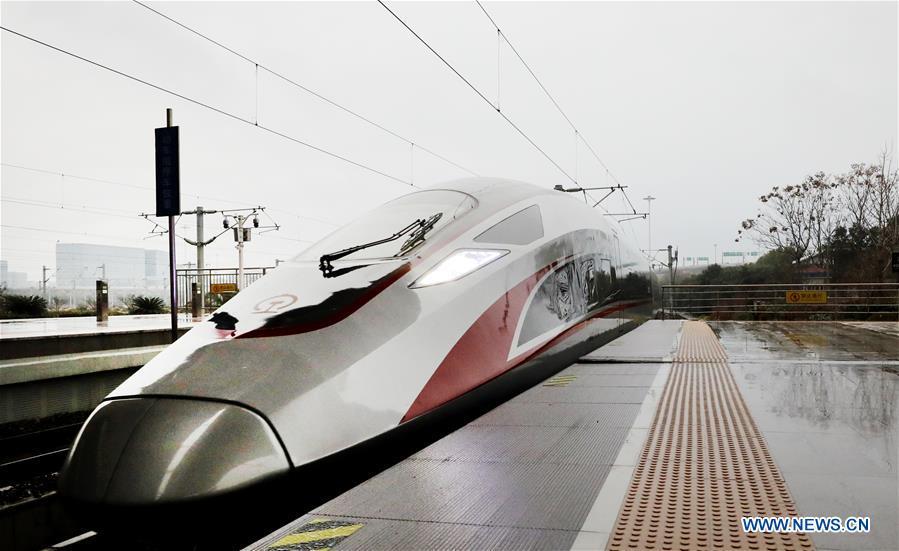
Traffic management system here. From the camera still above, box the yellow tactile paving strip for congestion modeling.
[672,321,729,363]
[606,321,814,551]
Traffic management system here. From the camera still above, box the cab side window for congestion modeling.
[474,205,543,246]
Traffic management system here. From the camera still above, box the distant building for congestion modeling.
[55,243,168,289]
[798,251,831,284]
[5,271,29,289]
[0,260,30,289]
[144,249,168,288]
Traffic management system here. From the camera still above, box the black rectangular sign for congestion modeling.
[892,251,899,273]
[155,126,180,216]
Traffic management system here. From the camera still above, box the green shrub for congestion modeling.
[125,295,166,315]
[57,306,96,317]
[1,294,48,318]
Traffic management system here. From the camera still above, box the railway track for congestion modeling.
[1,416,88,551]
[0,422,82,464]
[0,449,69,486]
[0,418,83,510]
[42,531,190,550]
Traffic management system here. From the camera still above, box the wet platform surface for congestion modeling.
[718,321,899,551]
[581,320,682,363]
[247,321,898,551]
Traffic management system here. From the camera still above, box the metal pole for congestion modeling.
[96,280,109,322]
[191,282,201,319]
[41,265,48,300]
[644,196,655,266]
[668,245,674,286]
[236,215,245,290]
[661,286,666,320]
[196,205,204,315]
[166,108,178,342]
[644,195,656,310]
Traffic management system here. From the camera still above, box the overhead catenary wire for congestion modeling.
[474,1,638,214]
[0,251,294,277]
[3,216,308,272]
[0,223,159,242]
[1,162,148,191]
[130,0,478,179]
[3,179,313,252]
[476,1,576,129]
[0,198,143,221]
[4,4,644,242]
[1,220,292,250]
[377,0,577,185]
[0,25,416,188]
[0,162,339,227]
[477,1,609,168]
[2,247,175,263]
[268,235,313,244]
[2,240,309,258]
[2,236,310,259]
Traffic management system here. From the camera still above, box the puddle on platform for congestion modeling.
[717,321,899,551]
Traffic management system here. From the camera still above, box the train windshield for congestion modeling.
[294,190,477,262]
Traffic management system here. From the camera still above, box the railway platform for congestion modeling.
[0,314,199,340]
[247,320,898,551]
[0,315,198,361]
[0,314,197,424]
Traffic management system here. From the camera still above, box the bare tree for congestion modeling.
[834,149,899,278]
[805,172,842,267]
[737,172,838,268]
[836,162,876,231]
[739,150,899,282]
[869,149,899,254]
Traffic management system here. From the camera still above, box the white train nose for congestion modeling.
[59,397,290,505]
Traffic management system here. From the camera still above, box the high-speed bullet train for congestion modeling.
[59,178,652,518]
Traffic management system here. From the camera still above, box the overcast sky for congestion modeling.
[2,1,897,283]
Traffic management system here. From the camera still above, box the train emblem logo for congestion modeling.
[254,294,298,314]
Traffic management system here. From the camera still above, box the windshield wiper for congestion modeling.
[396,212,442,257]
[319,213,442,276]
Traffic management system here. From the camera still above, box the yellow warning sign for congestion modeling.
[210,283,238,294]
[785,290,827,304]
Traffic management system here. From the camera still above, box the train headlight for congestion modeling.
[411,249,509,288]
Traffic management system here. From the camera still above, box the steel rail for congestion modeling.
[0,448,69,484]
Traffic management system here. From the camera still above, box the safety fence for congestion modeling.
[175,267,272,312]
[661,283,899,321]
